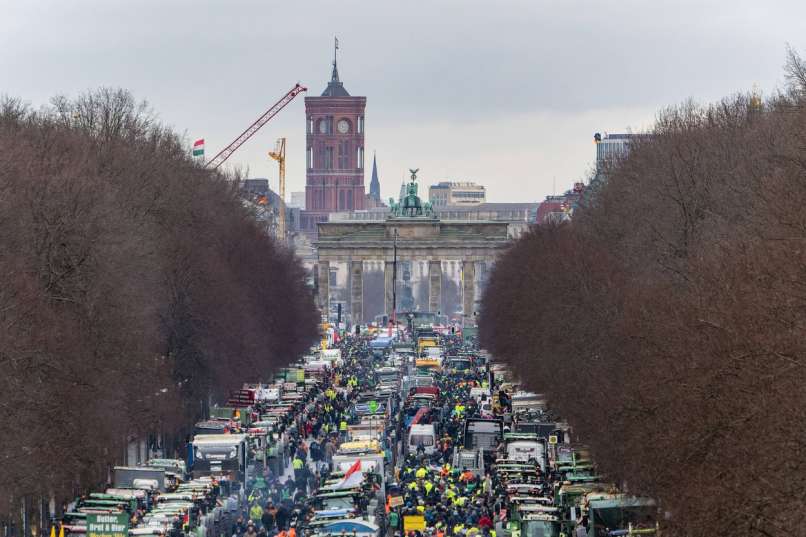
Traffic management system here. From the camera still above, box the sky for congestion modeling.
[3,0,805,203]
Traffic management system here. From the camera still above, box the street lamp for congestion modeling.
[390,228,398,336]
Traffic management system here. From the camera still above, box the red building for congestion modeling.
[536,182,585,224]
[300,54,366,235]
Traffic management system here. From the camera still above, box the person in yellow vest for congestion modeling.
[423,480,434,496]
[292,455,305,486]
[249,503,262,523]
[415,467,427,480]
[339,419,348,440]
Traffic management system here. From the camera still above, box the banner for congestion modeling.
[87,513,128,537]
[403,515,426,532]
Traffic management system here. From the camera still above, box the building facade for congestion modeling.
[594,132,646,170]
[300,54,367,235]
[289,191,306,209]
[535,182,585,224]
[428,181,486,207]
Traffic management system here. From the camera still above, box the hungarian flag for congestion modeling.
[335,459,363,489]
[192,138,205,157]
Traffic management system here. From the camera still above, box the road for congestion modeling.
[59,318,658,537]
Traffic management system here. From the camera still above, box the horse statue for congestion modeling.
[388,168,434,218]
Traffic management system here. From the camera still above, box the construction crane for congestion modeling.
[268,137,287,241]
[204,83,306,170]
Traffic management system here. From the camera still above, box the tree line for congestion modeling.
[0,89,319,520]
[480,50,806,535]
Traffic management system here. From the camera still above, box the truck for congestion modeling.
[452,448,485,477]
[585,495,658,537]
[463,418,503,454]
[331,451,386,499]
[504,433,548,472]
[113,466,166,492]
[190,434,248,481]
[407,423,437,455]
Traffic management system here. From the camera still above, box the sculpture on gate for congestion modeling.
[389,168,434,218]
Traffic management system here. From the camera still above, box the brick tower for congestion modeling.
[300,43,366,235]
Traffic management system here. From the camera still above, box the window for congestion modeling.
[337,141,351,169]
[347,189,353,209]
[306,147,312,169]
[325,147,333,170]
[357,146,364,169]
[358,116,364,134]
[339,190,345,210]
[307,117,313,134]
[409,434,434,447]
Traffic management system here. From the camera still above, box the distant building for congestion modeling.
[299,48,367,237]
[368,152,381,204]
[289,191,306,209]
[536,182,585,224]
[241,178,270,197]
[239,178,285,239]
[365,153,384,209]
[594,132,647,171]
[429,181,486,207]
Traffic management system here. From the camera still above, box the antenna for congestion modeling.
[334,36,339,68]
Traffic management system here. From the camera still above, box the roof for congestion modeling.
[322,60,350,97]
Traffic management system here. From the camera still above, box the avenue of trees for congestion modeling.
[0,90,318,519]
[481,51,806,535]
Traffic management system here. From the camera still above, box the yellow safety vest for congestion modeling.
[339,421,348,431]
[292,458,304,470]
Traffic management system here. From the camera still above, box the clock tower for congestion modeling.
[301,46,367,235]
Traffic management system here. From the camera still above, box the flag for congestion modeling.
[335,459,363,489]
[192,138,205,157]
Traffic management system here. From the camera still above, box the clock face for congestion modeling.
[319,120,328,134]
[337,119,350,134]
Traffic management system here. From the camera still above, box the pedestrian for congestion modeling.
[261,504,275,531]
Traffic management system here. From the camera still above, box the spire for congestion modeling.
[322,36,350,97]
[331,36,340,83]
[370,151,381,202]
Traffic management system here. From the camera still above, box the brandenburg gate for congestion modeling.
[314,170,510,322]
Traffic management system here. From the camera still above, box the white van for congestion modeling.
[408,424,437,455]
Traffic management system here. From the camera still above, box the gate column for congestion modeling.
[462,259,475,317]
[428,260,442,314]
[350,260,363,324]
[384,260,394,318]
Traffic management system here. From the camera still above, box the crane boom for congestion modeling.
[205,83,307,170]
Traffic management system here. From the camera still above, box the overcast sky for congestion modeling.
[3,0,805,202]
